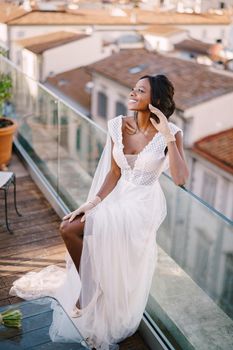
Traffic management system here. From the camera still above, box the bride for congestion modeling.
[10,74,189,350]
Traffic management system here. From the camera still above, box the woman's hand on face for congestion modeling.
[148,104,169,133]
[149,104,175,143]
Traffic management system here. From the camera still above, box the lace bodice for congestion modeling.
[108,115,183,186]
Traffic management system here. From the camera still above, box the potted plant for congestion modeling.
[0,73,17,170]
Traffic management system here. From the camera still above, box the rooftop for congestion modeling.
[139,24,186,37]
[87,48,233,111]
[132,8,231,25]
[174,38,214,55]
[16,31,89,54]
[0,3,27,23]
[0,4,231,25]
[192,128,233,175]
[46,66,91,109]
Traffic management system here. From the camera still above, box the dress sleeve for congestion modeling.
[168,122,183,137]
[107,116,121,144]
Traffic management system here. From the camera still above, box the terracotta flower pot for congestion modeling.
[0,117,17,169]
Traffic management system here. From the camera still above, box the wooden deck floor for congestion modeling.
[0,153,148,350]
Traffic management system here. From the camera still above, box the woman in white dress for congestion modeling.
[10,74,189,350]
[59,74,189,349]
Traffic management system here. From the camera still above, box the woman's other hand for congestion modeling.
[63,196,101,223]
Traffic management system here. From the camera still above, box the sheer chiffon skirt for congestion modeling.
[68,177,167,349]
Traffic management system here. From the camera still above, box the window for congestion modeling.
[52,109,57,125]
[220,1,225,9]
[97,91,107,118]
[60,116,68,148]
[17,31,25,38]
[76,126,82,151]
[128,64,148,74]
[227,60,233,71]
[96,141,104,161]
[50,100,58,125]
[16,51,21,66]
[195,230,211,288]
[221,253,233,318]
[220,29,225,40]
[231,191,233,221]
[115,101,127,117]
[202,29,207,39]
[201,171,217,207]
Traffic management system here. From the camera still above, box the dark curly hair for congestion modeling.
[139,74,175,121]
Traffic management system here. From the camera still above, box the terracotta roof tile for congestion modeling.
[16,31,89,54]
[0,3,27,23]
[139,25,186,37]
[87,49,233,111]
[6,8,132,25]
[3,7,231,25]
[192,128,233,175]
[46,67,91,110]
[174,39,213,55]
[133,8,231,25]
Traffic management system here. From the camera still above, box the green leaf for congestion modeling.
[0,309,22,328]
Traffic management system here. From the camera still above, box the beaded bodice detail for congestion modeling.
[108,115,183,186]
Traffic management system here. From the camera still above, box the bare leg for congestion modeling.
[59,215,85,273]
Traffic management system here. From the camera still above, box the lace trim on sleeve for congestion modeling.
[107,115,122,145]
[168,122,183,137]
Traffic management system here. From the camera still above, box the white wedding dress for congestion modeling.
[10,115,183,350]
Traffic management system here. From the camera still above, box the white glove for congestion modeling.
[149,104,175,144]
[63,195,102,223]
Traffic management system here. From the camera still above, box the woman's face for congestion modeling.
[128,78,151,112]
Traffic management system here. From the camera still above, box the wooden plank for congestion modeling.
[0,172,65,307]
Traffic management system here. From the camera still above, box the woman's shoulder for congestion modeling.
[107,115,133,128]
[108,115,122,126]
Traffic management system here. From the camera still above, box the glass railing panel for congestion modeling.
[18,88,59,192]
[146,174,233,350]
[57,100,106,210]
[0,56,60,193]
[0,55,35,122]
[2,55,233,350]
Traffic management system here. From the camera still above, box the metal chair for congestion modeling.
[0,172,22,234]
